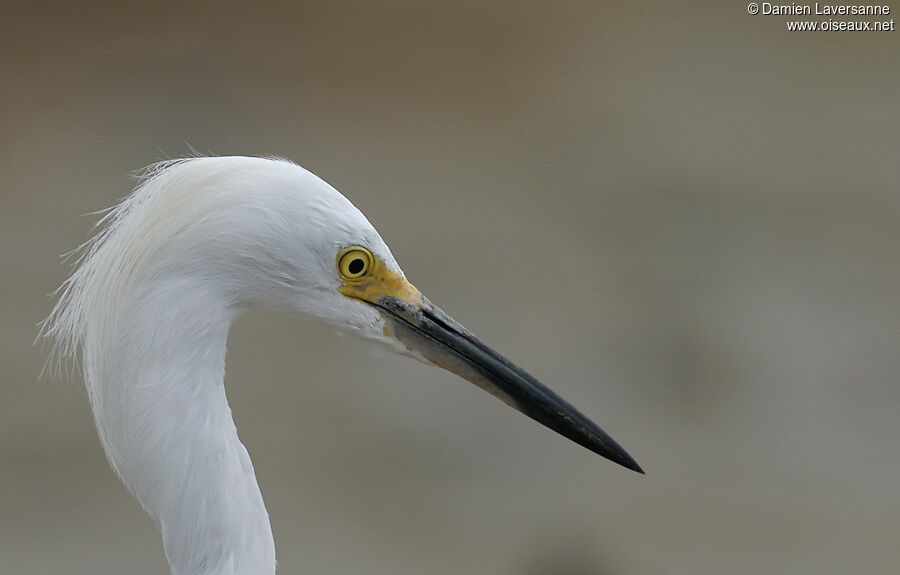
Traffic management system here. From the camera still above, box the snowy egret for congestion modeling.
[43,156,641,574]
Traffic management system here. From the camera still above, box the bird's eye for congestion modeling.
[338,247,373,280]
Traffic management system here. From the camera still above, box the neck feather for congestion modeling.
[91,276,275,575]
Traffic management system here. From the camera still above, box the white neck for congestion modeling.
[91,275,276,575]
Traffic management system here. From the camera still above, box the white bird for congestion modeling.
[43,156,641,575]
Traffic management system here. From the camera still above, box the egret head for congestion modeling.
[41,155,641,575]
[52,156,641,473]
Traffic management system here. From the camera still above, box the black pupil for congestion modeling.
[348,258,365,275]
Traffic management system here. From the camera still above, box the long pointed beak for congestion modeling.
[375,295,643,473]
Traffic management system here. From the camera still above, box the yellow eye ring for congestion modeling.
[337,246,373,280]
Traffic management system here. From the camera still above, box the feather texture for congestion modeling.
[41,157,402,574]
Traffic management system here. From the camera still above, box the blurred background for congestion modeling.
[1,2,898,574]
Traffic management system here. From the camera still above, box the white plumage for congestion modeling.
[43,156,640,574]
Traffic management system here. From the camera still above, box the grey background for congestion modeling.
[2,2,898,574]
